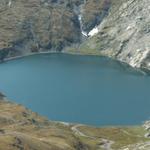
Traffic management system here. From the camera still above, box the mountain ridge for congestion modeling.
[0,0,149,71]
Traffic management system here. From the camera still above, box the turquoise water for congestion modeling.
[0,53,150,126]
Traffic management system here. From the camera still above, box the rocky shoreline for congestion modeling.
[1,49,148,76]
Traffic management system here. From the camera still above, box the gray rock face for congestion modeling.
[107,0,150,70]
[78,0,150,70]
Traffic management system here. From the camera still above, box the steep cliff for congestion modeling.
[67,0,150,71]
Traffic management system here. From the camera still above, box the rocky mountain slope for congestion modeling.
[0,93,150,150]
[1,0,149,71]
[0,0,109,56]
[71,0,150,71]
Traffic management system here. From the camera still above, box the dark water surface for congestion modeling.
[0,53,149,126]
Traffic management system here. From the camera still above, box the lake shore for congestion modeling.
[3,50,147,76]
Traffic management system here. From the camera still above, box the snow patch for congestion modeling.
[78,15,88,37]
[8,0,12,7]
[88,26,99,37]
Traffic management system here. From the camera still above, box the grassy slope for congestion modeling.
[0,95,149,150]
